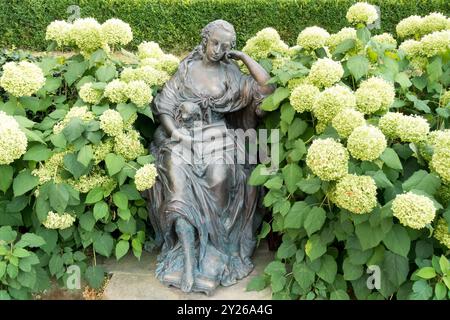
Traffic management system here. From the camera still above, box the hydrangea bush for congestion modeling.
[246,3,450,300]
[0,17,179,299]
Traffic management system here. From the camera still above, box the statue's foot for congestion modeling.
[174,217,197,293]
[180,268,194,292]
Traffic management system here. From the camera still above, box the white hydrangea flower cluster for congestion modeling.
[297,26,330,51]
[126,80,153,107]
[398,40,427,76]
[287,77,308,91]
[392,192,436,229]
[104,79,128,104]
[437,184,450,207]
[423,137,442,163]
[396,16,424,39]
[104,76,156,107]
[53,106,95,134]
[32,152,67,185]
[45,20,74,46]
[441,90,450,108]
[43,211,76,230]
[79,82,103,105]
[306,138,349,181]
[93,139,114,164]
[332,108,366,138]
[0,111,28,165]
[398,17,449,73]
[118,66,167,107]
[431,148,450,183]
[70,18,105,54]
[242,28,289,61]
[419,130,449,162]
[45,17,133,53]
[114,129,146,160]
[288,45,302,57]
[399,29,449,65]
[99,109,124,137]
[121,65,170,88]
[378,112,430,143]
[330,174,377,214]
[307,58,344,88]
[355,77,395,114]
[396,115,431,143]
[378,112,403,138]
[408,57,429,77]
[289,84,320,113]
[68,169,116,193]
[420,30,450,57]
[421,12,450,34]
[100,18,133,46]
[396,12,449,39]
[371,33,397,47]
[434,218,450,249]
[134,163,158,191]
[65,106,95,122]
[137,41,180,75]
[346,2,379,26]
[272,56,292,70]
[430,130,450,152]
[347,125,387,161]
[326,27,357,53]
[427,130,448,146]
[140,54,180,75]
[0,61,45,97]
[398,39,422,57]
[312,85,356,124]
[315,121,328,135]
[138,41,165,60]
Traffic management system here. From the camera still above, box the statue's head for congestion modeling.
[177,101,202,128]
[200,20,236,63]
[180,102,201,120]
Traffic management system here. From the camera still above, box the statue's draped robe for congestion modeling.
[144,55,266,291]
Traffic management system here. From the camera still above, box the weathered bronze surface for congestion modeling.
[144,20,274,294]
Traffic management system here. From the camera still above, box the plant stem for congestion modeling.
[93,246,97,266]
[319,195,328,208]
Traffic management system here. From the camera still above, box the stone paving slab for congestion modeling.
[101,243,273,300]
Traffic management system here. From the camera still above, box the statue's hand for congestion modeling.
[172,129,200,147]
[226,50,246,61]
[255,105,266,118]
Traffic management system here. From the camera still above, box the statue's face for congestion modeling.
[180,102,199,120]
[205,28,234,62]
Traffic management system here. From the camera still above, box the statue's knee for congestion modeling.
[166,166,189,194]
[175,218,194,235]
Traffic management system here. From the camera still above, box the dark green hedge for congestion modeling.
[0,0,449,54]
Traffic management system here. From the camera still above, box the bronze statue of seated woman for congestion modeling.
[143,20,274,294]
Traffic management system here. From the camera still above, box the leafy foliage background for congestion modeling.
[0,0,448,54]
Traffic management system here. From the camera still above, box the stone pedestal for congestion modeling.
[101,243,273,300]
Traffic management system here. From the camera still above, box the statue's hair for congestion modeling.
[186,20,236,62]
[200,20,236,52]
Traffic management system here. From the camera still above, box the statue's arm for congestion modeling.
[228,51,275,96]
[159,114,185,141]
